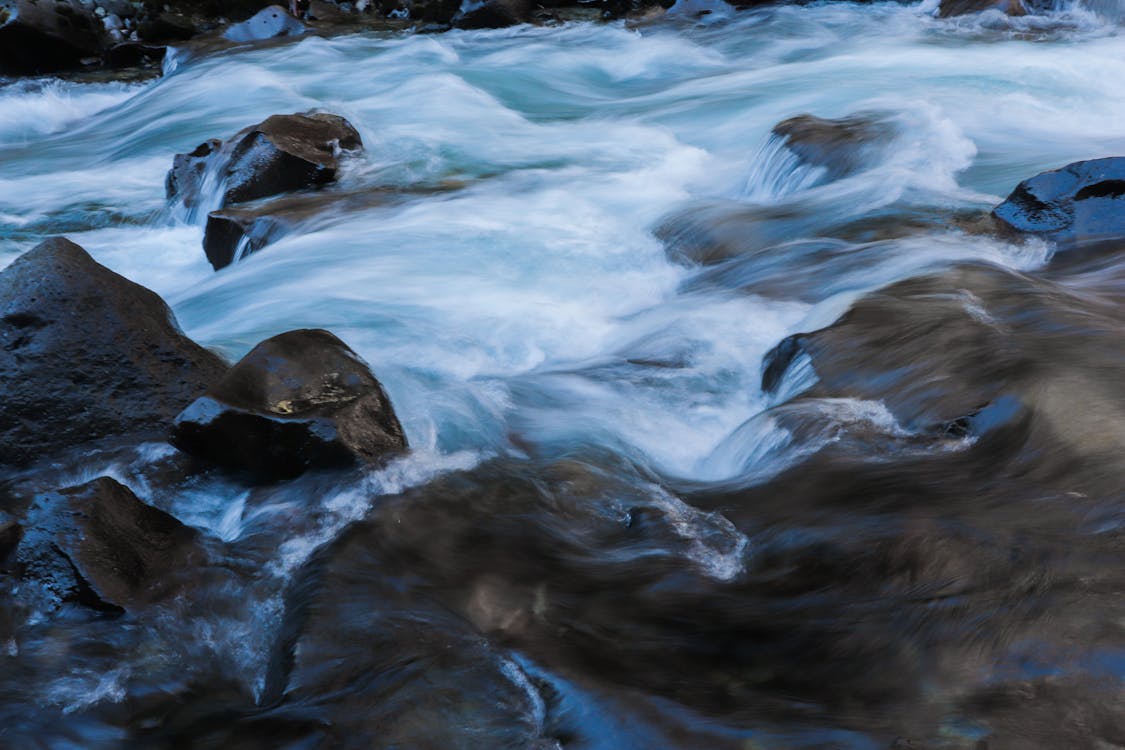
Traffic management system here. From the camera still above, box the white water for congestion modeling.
[0,2,1122,490]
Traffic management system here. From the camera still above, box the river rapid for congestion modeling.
[1,1,1125,748]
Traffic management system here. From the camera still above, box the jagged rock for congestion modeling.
[0,516,21,571]
[0,0,107,75]
[0,237,228,470]
[223,4,305,41]
[15,477,202,611]
[166,113,363,209]
[171,329,406,479]
[992,157,1125,249]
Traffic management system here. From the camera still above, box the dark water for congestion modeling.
[1,1,1125,748]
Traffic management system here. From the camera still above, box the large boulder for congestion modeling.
[0,0,106,75]
[170,329,407,479]
[15,477,202,611]
[992,157,1125,249]
[0,238,227,470]
[166,113,363,210]
[223,4,305,42]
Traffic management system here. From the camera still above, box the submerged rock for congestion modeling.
[992,157,1125,249]
[223,4,306,42]
[171,329,407,479]
[202,188,398,270]
[0,0,106,75]
[0,237,227,470]
[771,112,896,182]
[167,112,363,210]
[937,0,1026,16]
[15,477,202,611]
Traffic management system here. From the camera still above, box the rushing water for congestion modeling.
[2,2,1125,748]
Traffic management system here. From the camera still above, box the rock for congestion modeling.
[452,0,530,28]
[135,11,199,42]
[0,237,227,470]
[15,477,201,611]
[165,138,222,208]
[105,41,167,68]
[772,112,896,182]
[0,0,107,75]
[223,4,305,41]
[167,113,363,209]
[202,188,397,270]
[938,0,1026,16]
[992,157,1125,249]
[171,329,406,479]
[0,516,21,570]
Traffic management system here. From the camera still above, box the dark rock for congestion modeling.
[938,0,1026,16]
[202,188,397,270]
[223,4,305,42]
[105,41,168,68]
[171,329,406,479]
[167,113,363,210]
[0,237,228,470]
[135,11,199,42]
[772,112,896,181]
[0,0,107,75]
[452,0,530,28]
[15,477,202,611]
[0,516,21,570]
[165,138,222,208]
[761,333,806,394]
[992,157,1125,249]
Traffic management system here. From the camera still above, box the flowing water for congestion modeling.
[1,2,1125,748]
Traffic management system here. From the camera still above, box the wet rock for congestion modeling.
[170,329,406,479]
[452,0,530,28]
[0,0,107,75]
[15,477,202,611]
[992,157,1125,249]
[223,4,305,41]
[772,112,896,181]
[0,237,227,470]
[937,0,1026,16]
[165,138,222,208]
[166,113,363,209]
[202,188,397,270]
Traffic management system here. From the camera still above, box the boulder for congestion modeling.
[166,113,363,209]
[171,329,407,479]
[0,237,228,470]
[771,113,895,182]
[992,157,1125,249]
[15,477,202,611]
[0,0,107,75]
[223,4,305,42]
